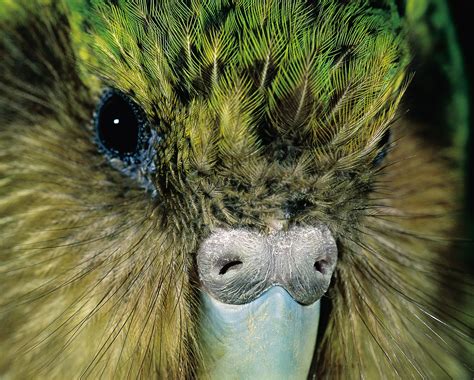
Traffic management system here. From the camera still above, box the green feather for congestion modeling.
[0,1,471,378]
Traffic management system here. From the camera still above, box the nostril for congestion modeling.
[314,259,327,274]
[218,260,243,275]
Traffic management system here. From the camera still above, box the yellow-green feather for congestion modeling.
[0,1,471,379]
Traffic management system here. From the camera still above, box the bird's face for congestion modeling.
[0,0,466,379]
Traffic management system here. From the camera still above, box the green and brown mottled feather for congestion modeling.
[0,0,472,379]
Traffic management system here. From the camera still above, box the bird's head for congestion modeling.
[0,0,468,379]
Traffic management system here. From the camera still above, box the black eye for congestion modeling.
[373,128,391,167]
[94,89,148,160]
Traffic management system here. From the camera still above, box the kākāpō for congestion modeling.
[0,0,472,378]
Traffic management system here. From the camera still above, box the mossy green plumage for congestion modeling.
[0,0,471,378]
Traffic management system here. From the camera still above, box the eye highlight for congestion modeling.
[94,88,148,160]
[93,88,158,192]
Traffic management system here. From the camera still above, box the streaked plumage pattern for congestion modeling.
[0,0,471,378]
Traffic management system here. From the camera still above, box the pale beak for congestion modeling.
[198,287,321,379]
[197,226,337,379]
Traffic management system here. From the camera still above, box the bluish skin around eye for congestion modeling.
[94,88,149,159]
[373,128,392,167]
[93,88,159,194]
[373,146,389,167]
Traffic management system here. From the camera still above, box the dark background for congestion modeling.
[449,3,473,268]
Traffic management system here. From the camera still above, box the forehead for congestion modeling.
[70,0,408,155]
